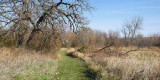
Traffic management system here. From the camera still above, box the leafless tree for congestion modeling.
[0,0,92,48]
[122,16,143,46]
[121,16,143,54]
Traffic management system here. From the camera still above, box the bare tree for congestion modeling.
[121,16,143,54]
[0,0,92,48]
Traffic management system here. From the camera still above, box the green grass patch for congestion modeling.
[54,50,91,80]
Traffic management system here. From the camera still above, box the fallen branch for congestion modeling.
[94,41,113,52]
[125,47,140,54]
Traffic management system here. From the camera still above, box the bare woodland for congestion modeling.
[0,0,160,52]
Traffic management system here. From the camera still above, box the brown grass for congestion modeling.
[67,47,160,80]
[0,47,59,80]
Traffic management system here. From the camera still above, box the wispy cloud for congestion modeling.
[140,6,160,9]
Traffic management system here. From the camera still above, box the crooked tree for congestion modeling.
[0,0,91,49]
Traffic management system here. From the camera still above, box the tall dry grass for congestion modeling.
[0,47,59,80]
[67,47,160,80]
[105,56,160,80]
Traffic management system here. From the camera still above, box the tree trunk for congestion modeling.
[17,0,27,47]
[26,29,37,47]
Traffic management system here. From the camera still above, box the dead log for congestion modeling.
[94,41,113,52]
[125,47,140,54]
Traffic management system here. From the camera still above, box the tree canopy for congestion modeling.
[0,0,91,48]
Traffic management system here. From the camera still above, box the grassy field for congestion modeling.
[54,49,95,80]
[0,47,59,80]
[0,48,97,80]
[1,47,160,80]
[67,47,160,80]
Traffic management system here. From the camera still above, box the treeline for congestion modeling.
[0,0,159,53]
[0,17,160,52]
[59,27,160,48]
[59,17,160,50]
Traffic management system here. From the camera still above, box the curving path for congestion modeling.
[54,50,94,80]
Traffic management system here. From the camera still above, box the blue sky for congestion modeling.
[85,0,160,35]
